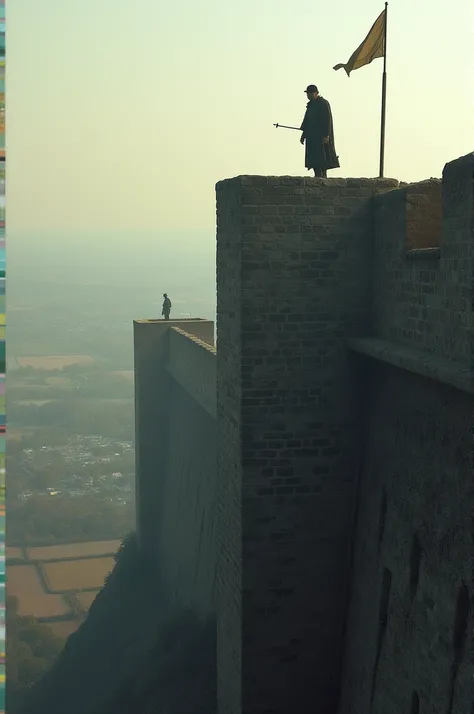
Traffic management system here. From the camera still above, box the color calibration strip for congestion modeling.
[0,0,5,710]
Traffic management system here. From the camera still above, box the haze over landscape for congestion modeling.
[5,0,473,711]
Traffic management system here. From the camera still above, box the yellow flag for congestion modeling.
[333,9,386,76]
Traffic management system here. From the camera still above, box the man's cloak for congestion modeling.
[300,96,340,171]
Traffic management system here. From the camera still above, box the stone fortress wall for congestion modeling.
[133,318,217,615]
[338,155,473,714]
[133,152,473,714]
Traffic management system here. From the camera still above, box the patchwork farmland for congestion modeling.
[7,565,69,619]
[26,540,121,561]
[43,557,115,592]
[111,370,134,380]
[15,354,96,370]
[7,540,121,640]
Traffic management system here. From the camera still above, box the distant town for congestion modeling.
[17,434,134,505]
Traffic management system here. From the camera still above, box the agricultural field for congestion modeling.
[6,547,25,560]
[42,557,114,592]
[7,356,19,369]
[112,370,134,380]
[16,399,54,407]
[27,540,121,562]
[44,376,73,386]
[7,565,70,618]
[47,620,81,639]
[15,384,74,395]
[7,540,119,642]
[8,305,37,312]
[76,591,98,610]
[93,398,133,406]
[6,428,34,441]
[16,354,96,370]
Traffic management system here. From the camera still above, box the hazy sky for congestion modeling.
[6,0,473,247]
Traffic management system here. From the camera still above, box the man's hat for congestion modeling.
[304,84,318,93]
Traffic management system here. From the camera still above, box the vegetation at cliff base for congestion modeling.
[7,597,65,713]
[7,494,134,546]
[16,533,216,714]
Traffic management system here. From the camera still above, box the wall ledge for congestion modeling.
[348,337,473,394]
[166,328,216,418]
[170,326,217,355]
[405,247,441,261]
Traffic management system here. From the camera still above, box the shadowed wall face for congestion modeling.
[159,378,216,613]
[215,179,244,714]
[215,175,398,714]
[133,320,217,615]
[338,154,474,714]
[338,364,473,714]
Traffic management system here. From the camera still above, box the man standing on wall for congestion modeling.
[162,293,172,320]
[300,84,339,177]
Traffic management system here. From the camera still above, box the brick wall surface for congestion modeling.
[438,155,474,363]
[405,179,443,250]
[338,363,473,714]
[372,154,474,364]
[216,179,244,714]
[216,175,398,714]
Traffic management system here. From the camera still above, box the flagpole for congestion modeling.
[378,2,388,177]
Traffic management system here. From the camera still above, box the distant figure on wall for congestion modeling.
[162,293,172,320]
[300,84,340,178]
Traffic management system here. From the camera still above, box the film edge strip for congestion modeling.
[0,0,6,709]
